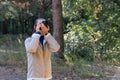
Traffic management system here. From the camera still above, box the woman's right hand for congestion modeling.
[35,24,41,32]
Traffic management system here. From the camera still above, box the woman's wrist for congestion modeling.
[45,32,48,35]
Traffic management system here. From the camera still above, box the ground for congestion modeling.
[0,64,119,80]
[0,65,26,80]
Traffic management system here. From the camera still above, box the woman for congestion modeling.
[25,18,60,80]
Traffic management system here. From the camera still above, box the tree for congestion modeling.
[0,1,19,34]
[52,0,64,59]
[0,0,52,34]
[62,0,120,62]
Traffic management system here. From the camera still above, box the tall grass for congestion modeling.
[0,34,27,65]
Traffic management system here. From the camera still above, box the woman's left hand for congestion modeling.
[40,23,50,35]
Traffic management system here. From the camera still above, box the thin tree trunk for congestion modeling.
[52,0,64,59]
[38,8,45,18]
[2,20,8,34]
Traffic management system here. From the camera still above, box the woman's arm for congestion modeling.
[25,33,40,53]
[44,33,60,52]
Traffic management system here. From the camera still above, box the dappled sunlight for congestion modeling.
[0,0,119,79]
[0,48,23,54]
[0,49,6,53]
[17,38,22,44]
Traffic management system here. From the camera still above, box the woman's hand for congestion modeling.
[40,23,50,35]
[35,24,42,32]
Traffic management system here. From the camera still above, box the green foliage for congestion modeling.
[64,26,94,61]
[0,0,120,64]
[63,0,120,64]
[0,0,53,34]
[0,1,19,21]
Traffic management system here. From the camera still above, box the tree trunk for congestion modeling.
[52,0,64,59]
[38,8,45,18]
[2,20,8,34]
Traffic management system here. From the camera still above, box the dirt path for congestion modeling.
[0,65,119,80]
[0,66,26,80]
[111,66,120,80]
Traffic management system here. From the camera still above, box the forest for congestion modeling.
[0,0,120,80]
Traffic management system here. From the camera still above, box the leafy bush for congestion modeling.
[64,25,94,61]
